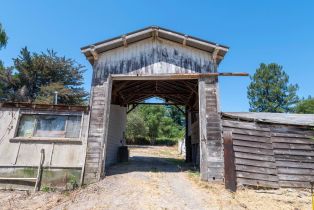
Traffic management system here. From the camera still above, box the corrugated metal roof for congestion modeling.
[81,26,229,65]
[222,112,314,127]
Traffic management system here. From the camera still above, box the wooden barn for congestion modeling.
[80,26,233,184]
[0,26,313,191]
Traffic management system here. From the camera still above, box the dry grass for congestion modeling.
[0,145,312,210]
[186,168,312,210]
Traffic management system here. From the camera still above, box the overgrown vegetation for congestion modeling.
[126,104,185,145]
[67,174,78,190]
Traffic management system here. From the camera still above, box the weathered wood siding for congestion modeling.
[83,81,112,184]
[199,77,223,181]
[223,120,279,188]
[222,119,314,188]
[191,120,200,165]
[85,37,218,184]
[105,105,127,167]
[0,107,89,189]
[93,38,214,84]
[0,108,88,168]
[271,126,314,188]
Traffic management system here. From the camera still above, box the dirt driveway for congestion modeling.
[0,145,312,210]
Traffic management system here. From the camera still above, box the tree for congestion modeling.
[0,22,9,98]
[139,105,165,142]
[0,47,88,105]
[168,105,185,126]
[125,111,148,142]
[0,23,8,50]
[247,63,299,112]
[125,104,185,144]
[295,96,314,114]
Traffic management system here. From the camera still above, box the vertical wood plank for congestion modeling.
[223,131,237,192]
[198,77,208,180]
[185,107,192,162]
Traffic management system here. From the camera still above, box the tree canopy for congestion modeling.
[0,23,8,50]
[295,96,314,114]
[0,47,88,105]
[247,63,299,113]
[126,104,185,144]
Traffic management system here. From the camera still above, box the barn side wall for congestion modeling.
[0,107,89,190]
[199,77,223,181]
[105,105,127,167]
[222,119,314,188]
[83,80,112,184]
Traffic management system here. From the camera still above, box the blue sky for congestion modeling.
[0,0,313,111]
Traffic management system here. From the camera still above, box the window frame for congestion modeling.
[12,110,84,143]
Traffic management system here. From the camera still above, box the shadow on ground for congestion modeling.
[106,155,191,176]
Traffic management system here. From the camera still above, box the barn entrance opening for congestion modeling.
[105,78,200,174]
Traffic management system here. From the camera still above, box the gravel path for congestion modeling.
[0,145,312,210]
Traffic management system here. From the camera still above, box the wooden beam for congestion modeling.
[174,104,185,114]
[34,148,45,192]
[90,45,99,60]
[127,104,138,114]
[223,131,237,192]
[131,102,184,105]
[111,72,249,81]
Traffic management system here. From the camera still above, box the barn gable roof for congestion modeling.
[81,26,229,65]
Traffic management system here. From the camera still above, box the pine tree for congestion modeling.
[0,23,8,50]
[247,63,299,112]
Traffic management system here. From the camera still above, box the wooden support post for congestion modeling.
[223,131,237,192]
[185,107,192,162]
[34,149,45,192]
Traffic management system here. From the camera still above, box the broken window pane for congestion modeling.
[65,116,82,138]
[17,115,36,137]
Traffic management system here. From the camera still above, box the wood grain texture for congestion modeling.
[93,38,214,85]
[199,77,223,181]
[83,81,112,185]
[222,118,314,189]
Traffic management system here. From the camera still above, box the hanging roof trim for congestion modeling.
[81,26,229,64]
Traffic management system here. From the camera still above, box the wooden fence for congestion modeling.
[223,119,314,190]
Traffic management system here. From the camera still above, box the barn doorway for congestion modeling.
[104,78,200,173]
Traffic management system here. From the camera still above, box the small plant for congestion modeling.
[68,175,78,190]
[188,169,200,178]
[42,185,51,192]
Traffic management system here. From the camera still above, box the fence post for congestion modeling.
[223,131,237,192]
[34,149,45,192]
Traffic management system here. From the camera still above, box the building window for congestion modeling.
[17,114,82,139]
